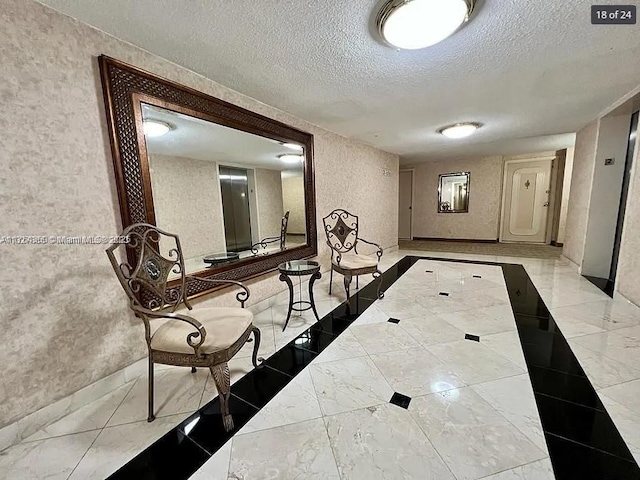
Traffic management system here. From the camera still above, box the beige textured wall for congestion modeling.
[563,121,599,265]
[282,176,306,234]
[557,147,575,245]
[255,168,284,239]
[149,154,225,258]
[0,0,399,427]
[405,156,504,240]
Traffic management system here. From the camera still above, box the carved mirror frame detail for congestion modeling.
[99,56,317,299]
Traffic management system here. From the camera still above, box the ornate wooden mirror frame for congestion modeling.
[99,56,317,299]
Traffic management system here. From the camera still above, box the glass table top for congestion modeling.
[278,260,320,274]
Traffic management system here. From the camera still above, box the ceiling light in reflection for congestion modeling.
[278,154,304,164]
[142,120,172,137]
[219,174,248,181]
[281,142,304,152]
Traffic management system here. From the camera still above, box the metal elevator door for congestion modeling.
[219,166,252,252]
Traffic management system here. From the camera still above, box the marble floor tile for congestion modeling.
[325,403,454,480]
[398,314,467,346]
[537,286,607,309]
[567,342,640,389]
[375,297,432,319]
[237,369,322,434]
[481,330,527,369]
[409,388,546,479]
[0,430,99,480]
[189,440,232,480]
[481,458,555,480]
[439,304,516,336]
[551,298,640,332]
[251,308,274,327]
[570,330,640,365]
[23,382,134,442]
[370,347,466,396]
[68,415,185,480]
[426,340,525,385]
[350,321,420,354]
[472,375,547,452]
[597,394,640,451]
[228,418,340,479]
[309,356,394,416]
[312,330,367,364]
[599,379,640,415]
[351,304,390,325]
[106,367,208,427]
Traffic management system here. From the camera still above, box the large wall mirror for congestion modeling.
[99,56,317,299]
[438,172,470,213]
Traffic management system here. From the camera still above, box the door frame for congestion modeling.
[499,155,556,243]
[399,168,415,240]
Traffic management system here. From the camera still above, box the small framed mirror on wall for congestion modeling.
[438,172,470,213]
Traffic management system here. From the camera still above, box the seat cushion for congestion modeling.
[150,307,253,355]
[334,254,378,270]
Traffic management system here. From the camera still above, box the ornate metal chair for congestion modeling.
[323,209,385,302]
[251,211,289,255]
[106,223,261,432]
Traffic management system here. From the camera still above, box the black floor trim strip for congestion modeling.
[108,256,640,479]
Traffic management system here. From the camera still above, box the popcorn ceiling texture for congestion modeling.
[0,0,398,427]
[404,156,504,241]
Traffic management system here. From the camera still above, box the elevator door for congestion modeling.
[219,166,252,252]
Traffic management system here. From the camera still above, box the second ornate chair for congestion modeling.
[106,223,262,432]
[251,211,290,255]
[323,209,385,303]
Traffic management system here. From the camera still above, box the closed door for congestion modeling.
[501,159,552,243]
[220,166,253,252]
[398,170,413,239]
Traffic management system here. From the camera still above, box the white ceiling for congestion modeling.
[142,104,304,172]
[40,0,640,163]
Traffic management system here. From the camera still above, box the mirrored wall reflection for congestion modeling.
[141,103,307,276]
[438,172,470,213]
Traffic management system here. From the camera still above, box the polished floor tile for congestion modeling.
[311,330,367,364]
[409,387,546,479]
[398,314,467,346]
[481,458,555,479]
[228,418,340,479]
[350,321,420,354]
[309,356,394,416]
[325,403,454,480]
[439,304,517,336]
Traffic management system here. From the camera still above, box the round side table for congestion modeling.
[278,260,322,331]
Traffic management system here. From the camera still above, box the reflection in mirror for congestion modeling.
[438,172,470,213]
[141,103,307,277]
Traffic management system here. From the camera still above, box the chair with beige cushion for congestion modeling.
[323,209,385,303]
[106,223,261,432]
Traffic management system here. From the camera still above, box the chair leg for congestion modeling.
[147,356,155,422]
[251,327,264,368]
[356,275,359,289]
[344,274,352,304]
[329,267,333,294]
[374,269,384,300]
[191,367,197,373]
[210,363,233,432]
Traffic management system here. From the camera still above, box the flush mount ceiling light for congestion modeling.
[278,154,304,164]
[281,142,304,152]
[438,122,481,139]
[142,120,172,137]
[377,0,476,50]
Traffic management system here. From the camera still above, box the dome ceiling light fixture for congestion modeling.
[278,153,304,164]
[281,142,304,152]
[142,120,172,137]
[376,0,476,50]
[438,122,481,139]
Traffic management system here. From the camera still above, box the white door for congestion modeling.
[501,158,552,243]
[398,170,413,239]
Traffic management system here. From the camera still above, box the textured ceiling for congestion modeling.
[39,0,640,163]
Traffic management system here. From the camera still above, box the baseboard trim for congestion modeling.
[410,237,499,244]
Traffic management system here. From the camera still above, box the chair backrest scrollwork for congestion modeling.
[106,223,190,311]
[280,211,290,250]
[323,209,358,254]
